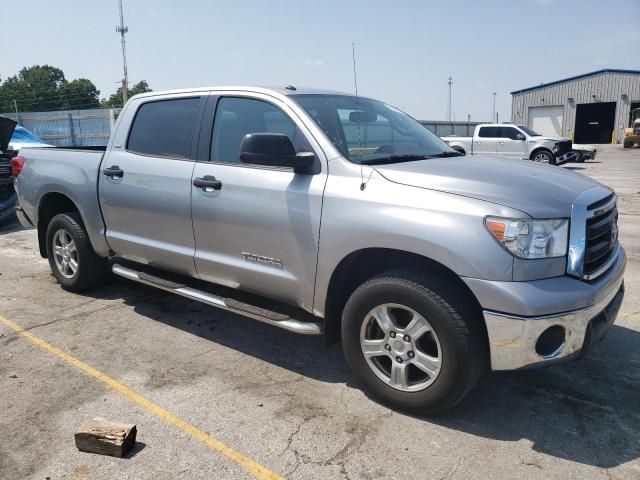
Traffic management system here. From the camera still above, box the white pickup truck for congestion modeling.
[442,124,578,165]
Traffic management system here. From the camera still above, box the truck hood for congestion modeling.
[532,135,595,151]
[374,155,604,218]
[0,116,17,153]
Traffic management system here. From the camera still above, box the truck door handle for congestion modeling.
[193,175,222,191]
[103,165,124,178]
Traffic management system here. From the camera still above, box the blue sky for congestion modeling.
[2,0,639,120]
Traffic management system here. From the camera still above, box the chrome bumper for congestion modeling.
[484,274,624,371]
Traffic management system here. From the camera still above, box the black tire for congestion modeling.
[341,270,487,415]
[46,212,109,291]
[575,152,585,163]
[624,140,633,149]
[531,149,555,165]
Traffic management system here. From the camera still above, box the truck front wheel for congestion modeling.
[341,270,486,414]
[531,149,555,165]
[46,212,109,292]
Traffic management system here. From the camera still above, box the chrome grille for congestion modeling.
[584,203,617,277]
[567,188,619,280]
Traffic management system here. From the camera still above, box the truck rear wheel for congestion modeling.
[341,270,486,415]
[46,212,108,292]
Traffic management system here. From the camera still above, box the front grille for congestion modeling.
[583,196,618,278]
[557,140,572,156]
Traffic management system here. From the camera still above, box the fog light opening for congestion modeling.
[535,325,566,358]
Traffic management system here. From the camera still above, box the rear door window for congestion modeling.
[127,97,201,158]
[478,126,499,138]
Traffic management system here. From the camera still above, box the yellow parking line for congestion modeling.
[0,315,283,480]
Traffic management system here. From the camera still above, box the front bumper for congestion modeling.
[484,278,624,370]
[555,151,577,165]
[465,246,626,370]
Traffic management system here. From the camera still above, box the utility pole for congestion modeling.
[447,76,453,122]
[116,0,129,105]
[492,92,497,123]
[13,99,18,114]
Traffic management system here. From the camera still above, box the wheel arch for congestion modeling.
[322,248,487,347]
[529,147,554,160]
[37,192,83,258]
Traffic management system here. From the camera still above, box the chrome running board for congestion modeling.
[112,263,323,335]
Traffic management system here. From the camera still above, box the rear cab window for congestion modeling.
[127,97,201,158]
[478,126,499,138]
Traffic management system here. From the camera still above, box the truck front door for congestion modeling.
[497,126,527,159]
[99,95,204,276]
[474,126,500,155]
[190,94,327,311]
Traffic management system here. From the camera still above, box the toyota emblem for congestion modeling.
[611,220,618,244]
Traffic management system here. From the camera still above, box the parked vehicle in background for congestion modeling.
[624,108,640,148]
[442,124,577,165]
[0,117,51,226]
[573,144,597,163]
[14,87,626,414]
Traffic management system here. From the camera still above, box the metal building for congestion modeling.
[511,69,640,144]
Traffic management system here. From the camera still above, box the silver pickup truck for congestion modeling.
[442,123,578,165]
[14,86,626,414]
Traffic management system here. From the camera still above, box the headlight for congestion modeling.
[552,144,559,153]
[485,217,568,259]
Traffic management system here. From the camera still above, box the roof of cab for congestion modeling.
[131,85,350,101]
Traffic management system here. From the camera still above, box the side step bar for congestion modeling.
[112,264,323,335]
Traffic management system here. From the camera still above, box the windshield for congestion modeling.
[518,125,541,136]
[292,94,455,164]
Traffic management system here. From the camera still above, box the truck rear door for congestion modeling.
[190,93,327,311]
[474,126,500,155]
[98,94,205,276]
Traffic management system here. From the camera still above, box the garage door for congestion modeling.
[528,105,564,137]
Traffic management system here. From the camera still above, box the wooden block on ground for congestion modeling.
[74,417,137,458]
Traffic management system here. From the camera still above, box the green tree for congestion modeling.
[59,78,100,110]
[0,65,100,112]
[100,80,153,108]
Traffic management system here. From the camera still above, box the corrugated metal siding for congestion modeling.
[511,72,640,143]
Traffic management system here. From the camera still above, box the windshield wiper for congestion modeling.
[428,151,464,158]
[360,154,430,165]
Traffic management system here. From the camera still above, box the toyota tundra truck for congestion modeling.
[442,123,578,165]
[14,87,625,414]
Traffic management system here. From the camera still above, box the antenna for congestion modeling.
[116,0,129,105]
[352,43,368,191]
[447,76,453,122]
[352,42,359,97]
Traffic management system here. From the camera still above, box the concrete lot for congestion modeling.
[0,145,638,480]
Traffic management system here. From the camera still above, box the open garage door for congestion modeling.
[574,102,616,144]
[528,105,564,137]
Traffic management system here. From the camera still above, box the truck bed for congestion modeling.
[16,146,110,256]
